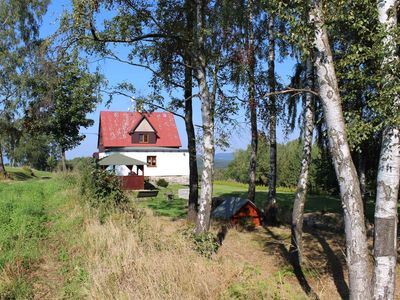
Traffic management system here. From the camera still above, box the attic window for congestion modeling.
[139,133,149,143]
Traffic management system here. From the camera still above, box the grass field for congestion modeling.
[136,180,378,222]
[0,168,384,299]
[136,180,343,220]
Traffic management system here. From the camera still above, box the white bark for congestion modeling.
[194,0,215,234]
[310,2,371,299]
[291,57,314,265]
[373,127,400,300]
[373,2,400,298]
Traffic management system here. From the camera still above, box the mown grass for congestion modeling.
[136,184,187,219]
[136,181,343,220]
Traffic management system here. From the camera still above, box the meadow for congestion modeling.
[0,168,392,299]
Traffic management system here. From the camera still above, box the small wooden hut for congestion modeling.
[211,197,262,227]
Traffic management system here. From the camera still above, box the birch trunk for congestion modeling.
[61,149,67,172]
[373,1,400,298]
[247,0,258,203]
[290,57,314,266]
[265,15,278,224]
[310,2,371,299]
[194,0,215,234]
[184,0,199,223]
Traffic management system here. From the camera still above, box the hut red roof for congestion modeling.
[98,111,182,149]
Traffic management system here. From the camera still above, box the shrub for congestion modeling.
[156,178,169,188]
[80,161,128,210]
[181,227,220,258]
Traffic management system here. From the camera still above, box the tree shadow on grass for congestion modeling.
[262,227,319,299]
[9,172,33,181]
[305,228,349,299]
[144,197,187,219]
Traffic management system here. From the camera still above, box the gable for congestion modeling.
[134,118,155,132]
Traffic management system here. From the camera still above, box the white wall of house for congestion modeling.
[99,150,189,177]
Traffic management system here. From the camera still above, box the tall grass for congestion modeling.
[0,171,310,299]
[0,179,60,298]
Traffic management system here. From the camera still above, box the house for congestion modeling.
[211,197,262,227]
[97,111,189,186]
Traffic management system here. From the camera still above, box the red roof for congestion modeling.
[99,111,182,149]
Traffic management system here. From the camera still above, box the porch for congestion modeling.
[98,153,147,190]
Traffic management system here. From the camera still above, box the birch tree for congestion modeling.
[310,1,371,298]
[373,0,400,298]
[264,14,279,224]
[290,57,315,265]
[194,0,217,234]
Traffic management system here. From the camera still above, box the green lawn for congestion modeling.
[136,184,188,219]
[135,181,348,220]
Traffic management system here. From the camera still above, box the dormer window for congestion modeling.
[139,133,149,143]
[130,115,158,145]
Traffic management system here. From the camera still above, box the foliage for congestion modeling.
[181,227,220,258]
[25,50,102,156]
[12,131,59,170]
[156,178,169,188]
[223,137,326,190]
[0,0,50,175]
[79,160,128,211]
[68,157,94,173]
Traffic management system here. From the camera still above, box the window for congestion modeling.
[147,156,157,167]
[139,133,149,143]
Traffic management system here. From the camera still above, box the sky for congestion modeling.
[40,1,299,160]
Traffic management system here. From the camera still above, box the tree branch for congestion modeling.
[261,87,320,99]
[105,53,186,89]
[89,20,182,44]
[105,90,188,120]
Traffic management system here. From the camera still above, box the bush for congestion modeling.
[156,178,169,188]
[80,161,128,210]
[181,227,220,258]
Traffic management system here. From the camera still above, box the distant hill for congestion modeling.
[197,152,235,170]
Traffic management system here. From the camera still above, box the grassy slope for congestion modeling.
[1,166,52,181]
[1,172,399,299]
[0,173,86,299]
[0,173,311,299]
